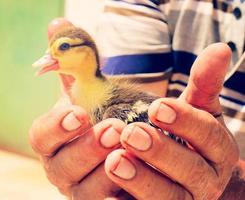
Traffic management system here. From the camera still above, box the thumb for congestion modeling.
[180,43,232,115]
[59,73,75,95]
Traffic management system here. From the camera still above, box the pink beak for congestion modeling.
[32,53,59,76]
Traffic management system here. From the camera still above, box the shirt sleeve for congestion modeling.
[97,0,172,78]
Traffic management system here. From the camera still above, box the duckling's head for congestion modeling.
[33,27,102,78]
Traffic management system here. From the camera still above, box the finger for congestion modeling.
[48,18,74,40]
[121,123,224,199]
[181,43,231,115]
[29,104,90,156]
[148,98,239,165]
[43,119,126,191]
[105,149,192,200]
[71,164,121,200]
[59,73,75,95]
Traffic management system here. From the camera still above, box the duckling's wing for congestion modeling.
[99,82,158,124]
[102,103,150,124]
[102,102,186,146]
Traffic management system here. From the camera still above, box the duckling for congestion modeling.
[33,26,184,144]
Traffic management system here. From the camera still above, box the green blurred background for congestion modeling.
[0,0,64,156]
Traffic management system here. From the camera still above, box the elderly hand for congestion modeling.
[29,18,133,200]
[104,43,240,200]
[29,96,131,199]
[30,18,240,199]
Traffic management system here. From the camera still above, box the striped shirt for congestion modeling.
[97,0,245,151]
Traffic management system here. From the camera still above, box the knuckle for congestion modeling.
[203,120,223,149]
[198,117,239,165]
[211,124,239,165]
[227,136,240,165]
[29,115,47,154]
[168,183,192,200]
[29,111,59,155]
[187,157,226,200]
[44,159,74,192]
[29,106,73,155]
[197,118,227,161]
[187,157,209,187]
[231,146,240,165]
[199,181,225,200]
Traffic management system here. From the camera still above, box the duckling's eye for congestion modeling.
[59,43,70,51]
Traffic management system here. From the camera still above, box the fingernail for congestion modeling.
[156,103,176,124]
[112,156,136,180]
[122,126,152,151]
[100,127,120,148]
[62,112,82,131]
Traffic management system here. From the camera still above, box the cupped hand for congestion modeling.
[104,43,240,200]
[29,18,132,200]
[29,96,130,199]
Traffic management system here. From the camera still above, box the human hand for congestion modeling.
[29,18,133,200]
[29,96,131,198]
[104,43,240,200]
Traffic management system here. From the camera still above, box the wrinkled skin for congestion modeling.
[29,18,243,200]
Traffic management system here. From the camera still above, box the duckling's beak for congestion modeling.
[32,53,59,76]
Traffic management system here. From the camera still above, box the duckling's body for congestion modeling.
[33,26,184,144]
[88,79,158,124]
[69,60,158,124]
[71,75,111,122]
